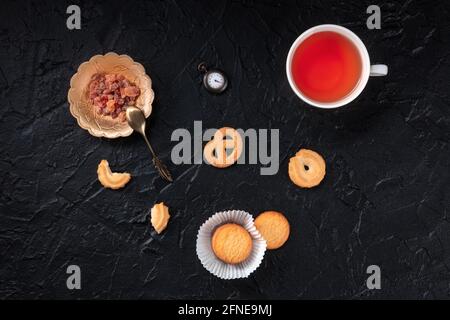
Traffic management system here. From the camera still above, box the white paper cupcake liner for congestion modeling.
[196,210,267,280]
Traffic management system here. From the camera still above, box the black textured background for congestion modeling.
[0,0,449,299]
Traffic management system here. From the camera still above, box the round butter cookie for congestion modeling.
[254,211,290,250]
[211,223,253,264]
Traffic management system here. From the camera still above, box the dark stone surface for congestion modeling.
[0,0,449,299]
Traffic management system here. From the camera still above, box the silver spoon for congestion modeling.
[126,106,173,182]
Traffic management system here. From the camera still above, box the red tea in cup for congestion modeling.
[291,31,362,103]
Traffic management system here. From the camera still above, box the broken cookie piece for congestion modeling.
[97,159,131,189]
[151,202,170,234]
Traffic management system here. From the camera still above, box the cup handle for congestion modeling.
[370,64,388,76]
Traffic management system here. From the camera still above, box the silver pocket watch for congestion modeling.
[198,62,228,94]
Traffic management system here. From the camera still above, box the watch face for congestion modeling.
[204,70,227,93]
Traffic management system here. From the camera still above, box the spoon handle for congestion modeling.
[141,133,173,182]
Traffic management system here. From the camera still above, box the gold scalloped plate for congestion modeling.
[68,52,154,138]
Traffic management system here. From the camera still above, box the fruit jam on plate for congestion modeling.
[88,73,141,122]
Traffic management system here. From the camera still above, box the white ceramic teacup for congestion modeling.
[286,24,388,109]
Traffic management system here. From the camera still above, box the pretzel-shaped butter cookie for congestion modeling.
[203,127,243,168]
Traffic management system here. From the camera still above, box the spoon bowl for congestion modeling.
[126,106,147,135]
